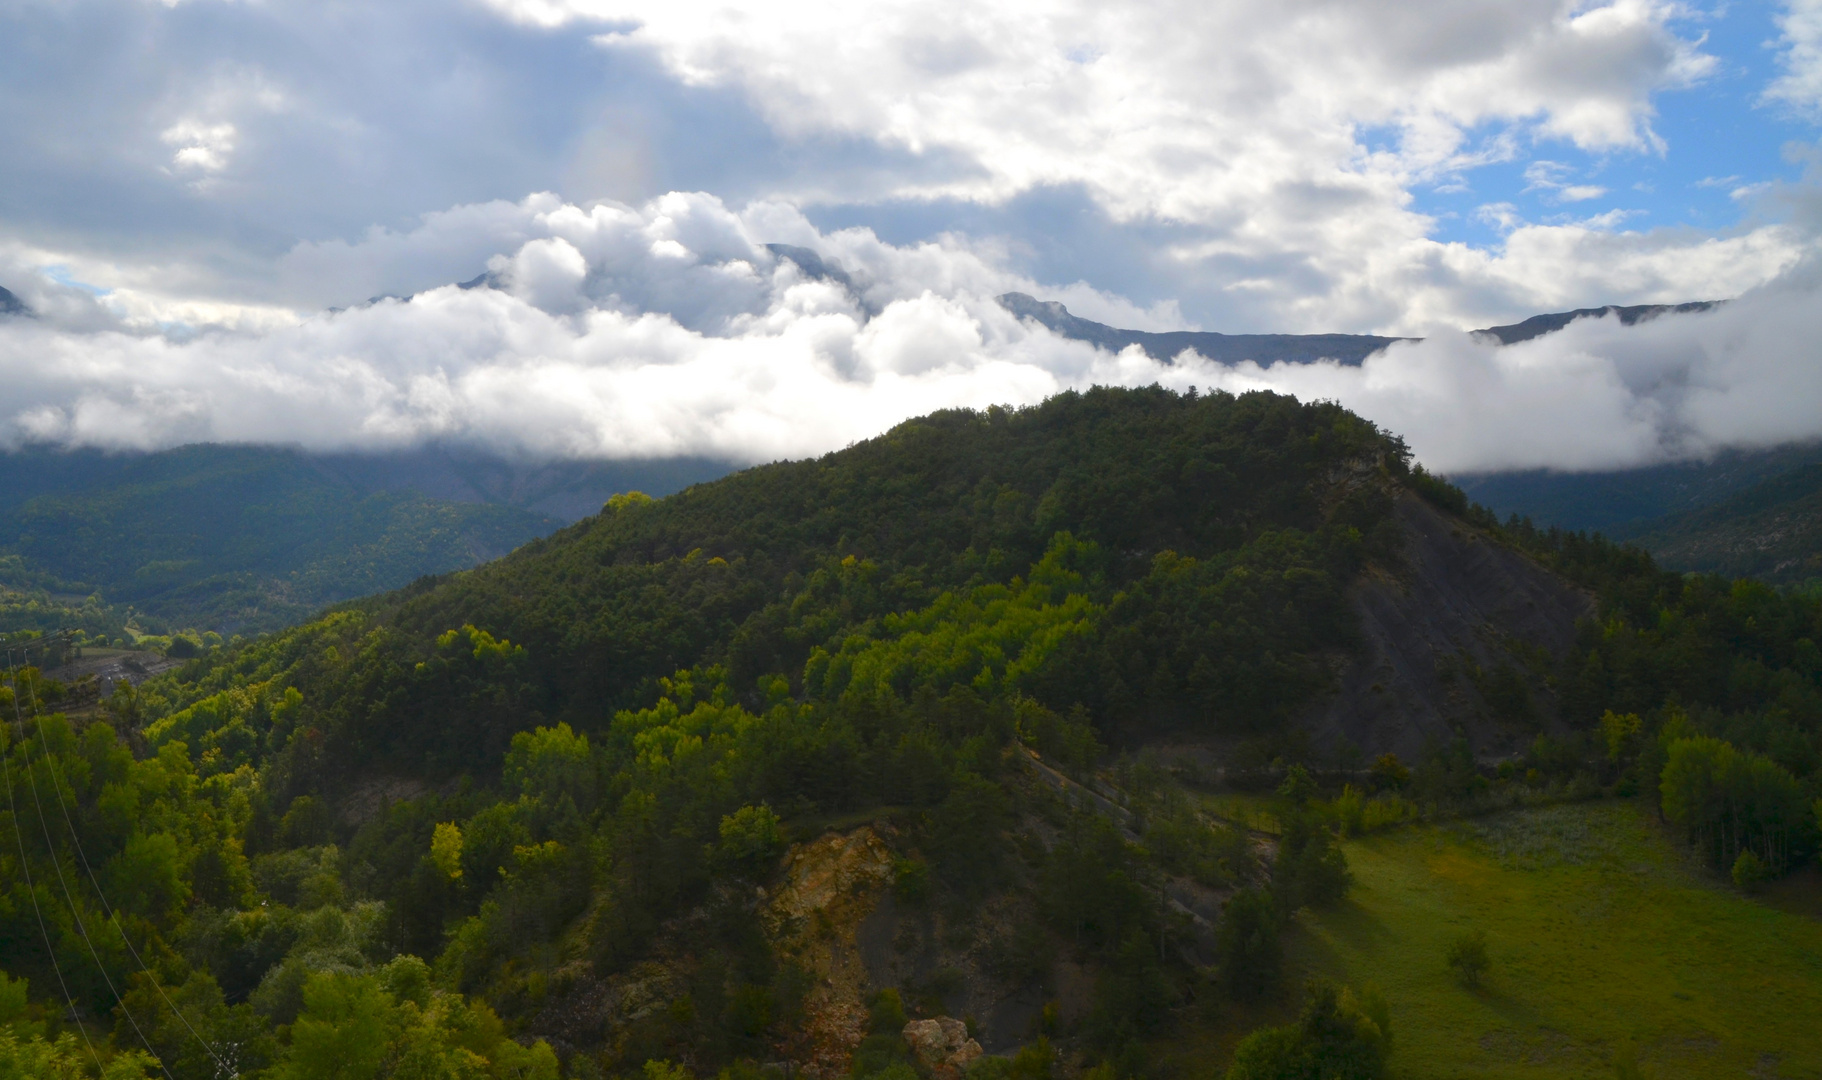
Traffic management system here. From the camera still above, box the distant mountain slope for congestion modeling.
[997,292,1410,364]
[1631,463,1822,585]
[1472,301,1720,345]
[310,446,737,521]
[0,284,26,316]
[998,292,1722,365]
[1454,443,1822,538]
[0,444,568,633]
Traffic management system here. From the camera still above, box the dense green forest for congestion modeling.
[3,388,1820,1079]
[0,445,560,636]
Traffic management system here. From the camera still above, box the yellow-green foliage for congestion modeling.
[805,534,1100,703]
[435,624,525,664]
[1292,801,1822,1078]
[607,671,762,777]
[143,682,303,775]
[2,714,256,922]
[1599,710,1642,762]
[605,491,656,514]
[0,1028,157,1079]
[265,960,558,1080]
[0,971,151,1079]
[431,822,464,880]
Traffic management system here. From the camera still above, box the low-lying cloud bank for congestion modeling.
[2,191,1818,474]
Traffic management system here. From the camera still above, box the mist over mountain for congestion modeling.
[1456,442,1822,537]
[997,292,1727,362]
[995,292,1409,365]
[6,0,1822,1076]
[6,190,1819,478]
[1471,302,1723,346]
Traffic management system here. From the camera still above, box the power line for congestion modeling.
[7,652,175,1078]
[2,663,107,1077]
[17,653,237,1077]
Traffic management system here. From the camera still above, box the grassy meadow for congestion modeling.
[1286,800,1822,1078]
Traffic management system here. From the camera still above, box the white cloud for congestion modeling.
[161,120,238,183]
[0,192,1210,460]
[1194,261,1822,472]
[162,120,237,173]
[1766,0,1822,115]
[3,190,1819,475]
[494,0,1710,223]
[478,0,1723,334]
[1523,160,1607,204]
[1558,184,1608,202]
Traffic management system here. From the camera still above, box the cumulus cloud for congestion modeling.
[0,192,1204,461]
[1767,0,1822,115]
[1191,270,1822,473]
[2,190,1819,474]
[497,0,1709,215]
[0,0,1807,339]
[455,0,1750,333]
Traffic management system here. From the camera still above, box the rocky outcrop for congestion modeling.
[1300,490,1596,761]
[903,1017,983,1076]
[765,827,897,1079]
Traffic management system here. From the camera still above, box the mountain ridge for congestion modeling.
[996,292,1722,363]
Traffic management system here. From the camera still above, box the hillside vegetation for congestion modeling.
[0,444,560,635]
[1456,443,1822,588]
[3,387,1820,1080]
[1633,462,1822,587]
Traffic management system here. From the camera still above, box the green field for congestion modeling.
[1291,800,1822,1078]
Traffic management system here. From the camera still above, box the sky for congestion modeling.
[1,0,1820,473]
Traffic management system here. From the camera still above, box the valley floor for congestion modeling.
[1279,801,1822,1078]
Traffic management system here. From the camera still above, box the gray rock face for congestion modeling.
[1301,491,1596,761]
[0,285,27,316]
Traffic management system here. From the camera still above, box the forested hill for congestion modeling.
[182,387,1412,798]
[10,386,1822,1080]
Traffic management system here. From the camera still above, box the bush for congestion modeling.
[1360,795,1415,832]
[1369,753,1411,792]
[1445,930,1489,989]
[1731,850,1770,892]
[892,858,931,906]
[714,805,786,877]
[1333,785,1365,836]
[1225,981,1390,1080]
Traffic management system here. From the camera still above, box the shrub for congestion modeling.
[1225,982,1390,1080]
[1369,753,1411,792]
[892,858,931,906]
[1445,930,1489,989]
[714,805,786,877]
[1360,795,1415,832]
[1333,785,1365,837]
[1731,850,1770,892]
